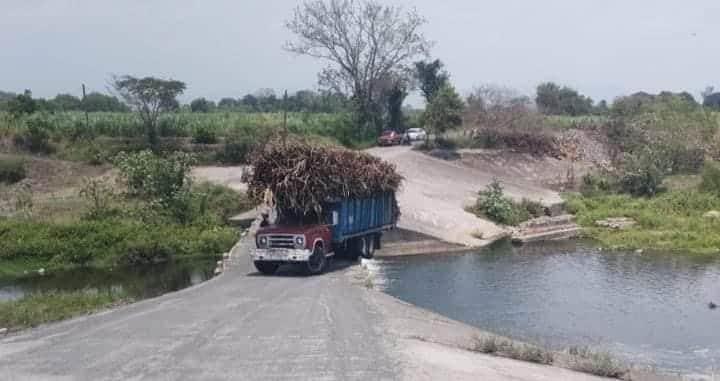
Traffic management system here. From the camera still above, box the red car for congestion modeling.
[377,130,402,146]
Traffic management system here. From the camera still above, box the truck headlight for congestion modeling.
[295,236,305,248]
[257,236,268,248]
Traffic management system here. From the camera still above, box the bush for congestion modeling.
[192,126,218,144]
[700,161,720,194]
[561,347,627,378]
[79,177,118,220]
[580,173,615,196]
[13,116,55,154]
[469,181,532,226]
[619,153,665,197]
[0,157,26,184]
[115,150,195,200]
[471,129,561,157]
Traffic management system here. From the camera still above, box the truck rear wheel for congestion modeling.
[254,261,279,275]
[361,235,375,259]
[306,245,326,275]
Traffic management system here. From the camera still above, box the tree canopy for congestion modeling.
[414,59,449,103]
[535,82,594,116]
[424,84,464,136]
[286,0,431,133]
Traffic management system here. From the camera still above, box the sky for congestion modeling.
[2,0,719,106]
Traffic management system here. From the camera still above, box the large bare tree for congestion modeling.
[286,0,431,134]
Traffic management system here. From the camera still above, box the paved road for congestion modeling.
[0,232,398,381]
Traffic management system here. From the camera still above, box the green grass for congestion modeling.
[0,290,130,330]
[566,190,720,254]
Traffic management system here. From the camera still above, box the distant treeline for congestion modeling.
[533,82,720,117]
[0,90,129,114]
[0,88,350,116]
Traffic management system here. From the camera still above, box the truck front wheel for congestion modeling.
[254,261,279,275]
[306,245,327,275]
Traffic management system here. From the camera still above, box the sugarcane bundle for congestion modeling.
[247,140,402,218]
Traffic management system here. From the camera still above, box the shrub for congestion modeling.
[700,161,720,194]
[561,347,627,378]
[13,116,55,154]
[115,150,195,200]
[470,181,531,226]
[519,198,546,218]
[471,129,561,157]
[192,126,218,144]
[619,153,665,197]
[580,173,615,196]
[0,157,26,184]
[79,177,118,220]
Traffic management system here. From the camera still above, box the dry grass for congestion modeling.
[472,335,629,378]
[248,139,402,217]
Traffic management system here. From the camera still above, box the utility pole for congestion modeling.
[282,90,289,146]
[81,84,89,129]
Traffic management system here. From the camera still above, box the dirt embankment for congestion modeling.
[0,154,109,217]
[367,146,564,247]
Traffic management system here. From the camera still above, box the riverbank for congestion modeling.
[0,153,250,330]
[566,190,720,254]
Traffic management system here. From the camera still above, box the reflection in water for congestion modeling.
[0,258,218,302]
[378,240,720,374]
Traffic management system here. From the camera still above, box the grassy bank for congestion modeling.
[566,190,720,254]
[0,151,252,329]
[0,290,130,331]
[0,219,239,277]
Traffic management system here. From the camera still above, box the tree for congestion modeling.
[52,94,82,111]
[113,76,186,147]
[218,97,238,109]
[8,90,37,118]
[286,0,431,135]
[190,97,214,113]
[535,82,593,116]
[414,59,449,103]
[424,84,464,137]
[83,92,130,112]
[381,79,408,131]
[704,93,720,110]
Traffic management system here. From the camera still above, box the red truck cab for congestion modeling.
[252,223,333,275]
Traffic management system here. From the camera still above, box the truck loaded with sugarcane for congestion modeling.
[247,140,402,275]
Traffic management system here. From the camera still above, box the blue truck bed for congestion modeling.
[324,192,397,243]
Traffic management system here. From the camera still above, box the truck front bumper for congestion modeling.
[252,248,313,262]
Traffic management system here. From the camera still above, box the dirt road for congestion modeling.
[367,146,563,246]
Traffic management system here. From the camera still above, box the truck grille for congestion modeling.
[268,235,296,249]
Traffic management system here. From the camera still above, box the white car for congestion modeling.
[404,128,427,142]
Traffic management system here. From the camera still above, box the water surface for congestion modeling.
[0,258,218,302]
[378,240,720,374]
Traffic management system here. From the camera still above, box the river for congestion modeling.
[377,240,720,374]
